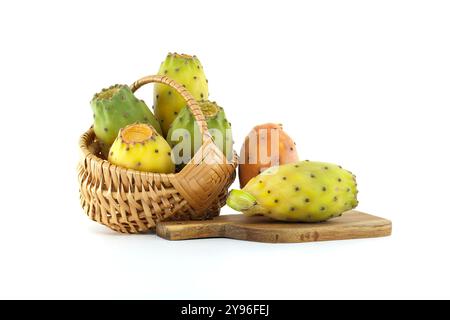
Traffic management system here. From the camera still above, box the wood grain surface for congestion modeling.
[156,210,392,243]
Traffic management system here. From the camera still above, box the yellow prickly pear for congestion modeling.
[154,53,209,136]
[108,123,175,173]
[227,161,358,222]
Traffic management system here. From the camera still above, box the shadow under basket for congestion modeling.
[78,75,238,233]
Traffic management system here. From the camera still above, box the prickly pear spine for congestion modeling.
[167,100,233,166]
[91,84,162,151]
[154,53,209,136]
[227,161,358,222]
[108,123,175,173]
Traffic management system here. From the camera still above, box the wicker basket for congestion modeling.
[78,75,238,233]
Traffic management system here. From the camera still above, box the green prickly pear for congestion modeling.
[227,161,358,222]
[154,53,209,136]
[167,100,233,166]
[91,84,162,154]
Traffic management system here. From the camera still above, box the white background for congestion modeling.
[0,0,449,299]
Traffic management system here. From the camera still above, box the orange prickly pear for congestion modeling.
[239,123,299,188]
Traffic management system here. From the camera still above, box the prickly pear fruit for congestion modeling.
[91,84,162,154]
[154,53,209,136]
[167,100,233,166]
[239,123,299,188]
[227,161,358,222]
[108,123,175,173]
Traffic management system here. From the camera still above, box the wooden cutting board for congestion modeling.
[156,210,392,243]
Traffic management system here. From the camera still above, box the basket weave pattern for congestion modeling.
[78,75,237,233]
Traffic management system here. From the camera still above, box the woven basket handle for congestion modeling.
[130,75,210,141]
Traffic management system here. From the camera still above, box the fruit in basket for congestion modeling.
[91,84,162,154]
[154,53,209,136]
[108,123,175,173]
[167,100,233,166]
[239,123,298,188]
[227,161,358,222]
